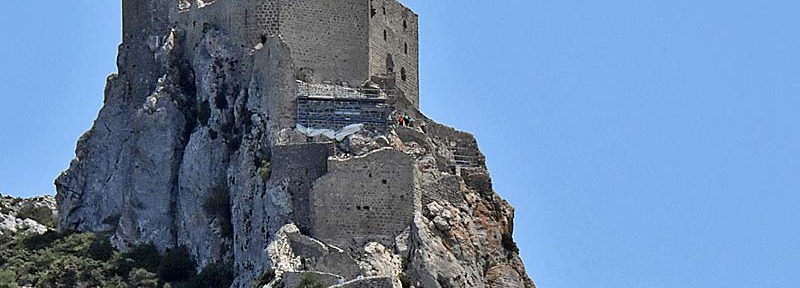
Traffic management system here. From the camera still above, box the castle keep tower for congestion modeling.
[151,0,420,107]
[258,0,420,107]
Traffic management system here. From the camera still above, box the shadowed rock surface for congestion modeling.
[54,1,535,287]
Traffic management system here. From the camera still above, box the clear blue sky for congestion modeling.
[1,1,797,287]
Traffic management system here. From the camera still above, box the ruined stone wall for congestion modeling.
[426,121,487,170]
[121,0,172,102]
[180,0,280,47]
[279,0,371,86]
[368,0,419,107]
[272,143,331,234]
[421,175,465,207]
[310,149,415,247]
[169,0,254,51]
[253,36,300,141]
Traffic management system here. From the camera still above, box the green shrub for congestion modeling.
[128,268,160,288]
[297,275,325,288]
[21,230,70,250]
[398,272,412,288]
[123,243,161,273]
[37,261,79,288]
[0,269,18,288]
[157,246,195,283]
[16,205,54,228]
[0,231,243,288]
[258,160,272,181]
[87,234,115,261]
[0,231,164,288]
[110,256,136,278]
[181,262,233,288]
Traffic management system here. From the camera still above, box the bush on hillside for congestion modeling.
[128,268,160,288]
[16,205,55,228]
[21,230,70,250]
[0,231,239,288]
[123,243,161,273]
[297,275,325,288]
[178,262,234,288]
[88,234,115,261]
[158,246,195,283]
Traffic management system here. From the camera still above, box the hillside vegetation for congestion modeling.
[0,195,233,288]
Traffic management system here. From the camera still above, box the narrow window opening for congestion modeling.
[404,43,408,54]
[386,54,394,74]
[383,30,387,41]
[383,7,386,15]
[403,19,408,30]
[401,67,407,81]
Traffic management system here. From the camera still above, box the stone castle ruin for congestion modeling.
[56,1,534,287]
[126,0,418,104]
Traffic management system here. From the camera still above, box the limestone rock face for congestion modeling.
[55,1,535,287]
[0,195,56,236]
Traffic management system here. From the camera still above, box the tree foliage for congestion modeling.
[16,204,55,228]
[0,231,233,288]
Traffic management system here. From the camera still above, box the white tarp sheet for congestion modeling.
[335,124,364,141]
[296,123,364,141]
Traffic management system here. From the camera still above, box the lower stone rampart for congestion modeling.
[309,148,415,247]
[272,143,332,234]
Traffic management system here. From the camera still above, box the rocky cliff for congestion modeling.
[55,1,535,287]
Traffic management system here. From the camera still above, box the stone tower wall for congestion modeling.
[278,0,372,86]
[368,0,420,106]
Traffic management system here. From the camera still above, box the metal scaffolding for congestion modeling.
[295,83,395,132]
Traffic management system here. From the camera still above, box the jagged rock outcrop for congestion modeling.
[55,1,535,287]
[0,194,56,236]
